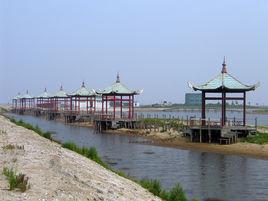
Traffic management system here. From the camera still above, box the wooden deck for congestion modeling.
[184,126,257,144]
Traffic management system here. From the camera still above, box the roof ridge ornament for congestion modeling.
[221,56,227,74]
[116,72,120,83]
[26,90,29,94]
[60,85,63,91]
[82,81,85,88]
[44,87,47,92]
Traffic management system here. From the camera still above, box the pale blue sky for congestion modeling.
[1,0,267,105]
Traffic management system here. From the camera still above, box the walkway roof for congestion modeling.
[36,88,50,98]
[51,85,68,98]
[69,82,96,97]
[97,73,141,95]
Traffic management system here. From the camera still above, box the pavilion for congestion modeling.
[12,93,22,111]
[36,88,52,111]
[20,90,35,110]
[187,58,259,143]
[189,58,259,126]
[50,85,69,112]
[69,82,96,114]
[97,73,140,120]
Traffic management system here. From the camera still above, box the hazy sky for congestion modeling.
[1,0,268,105]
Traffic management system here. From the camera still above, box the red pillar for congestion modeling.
[132,95,134,119]
[87,97,89,114]
[93,96,96,114]
[202,91,206,126]
[243,92,246,126]
[101,95,104,116]
[113,95,116,120]
[75,97,77,113]
[221,92,226,126]
[120,96,122,118]
[70,97,72,112]
[56,98,58,112]
[128,95,131,119]
[78,97,80,114]
[105,96,108,115]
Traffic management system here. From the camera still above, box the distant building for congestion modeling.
[185,93,201,105]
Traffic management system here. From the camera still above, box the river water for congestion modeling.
[9,114,268,201]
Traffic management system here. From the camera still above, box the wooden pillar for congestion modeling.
[120,96,123,118]
[201,91,206,125]
[70,97,73,112]
[87,97,89,114]
[74,97,76,112]
[128,95,131,119]
[101,96,104,116]
[105,96,108,115]
[94,96,96,114]
[243,92,246,126]
[221,92,226,126]
[78,97,80,114]
[113,95,116,119]
[199,118,202,143]
[224,92,226,126]
[208,118,211,143]
[132,95,134,119]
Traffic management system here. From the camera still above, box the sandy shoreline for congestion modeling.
[0,115,160,201]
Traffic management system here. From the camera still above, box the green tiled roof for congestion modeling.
[36,89,50,98]
[13,94,22,100]
[189,61,259,92]
[98,73,139,95]
[69,82,96,96]
[52,86,68,98]
[20,91,33,99]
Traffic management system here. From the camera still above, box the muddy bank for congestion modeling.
[0,115,160,201]
[105,128,268,160]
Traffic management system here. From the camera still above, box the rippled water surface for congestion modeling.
[9,114,268,201]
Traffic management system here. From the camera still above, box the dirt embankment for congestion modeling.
[0,115,160,201]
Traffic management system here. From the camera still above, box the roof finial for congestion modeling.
[116,72,120,83]
[82,81,85,87]
[60,84,63,91]
[221,56,227,73]
[44,87,47,92]
[26,90,29,94]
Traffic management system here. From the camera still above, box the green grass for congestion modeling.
[2,144,24,150]
[63,141,196,201]
[3,167,29,192]
[138,118,184,130]
[62,142,108,168]
[8,117,196,200]
[0,107,8,114]
[243,132,268,144]
[139,179,191,201]
[9,118,52,140]
[2,144,15,150]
